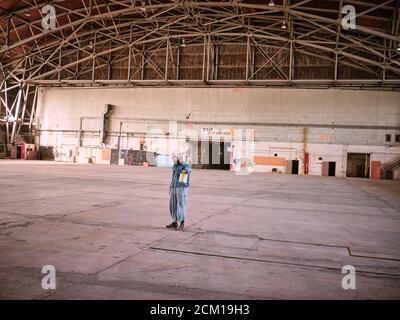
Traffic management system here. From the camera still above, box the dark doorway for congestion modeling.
[110,149,119,165]
[192,140,230,170]
[346,153,370,178]
[17,146,22,159]
[292,160,299,174]
[356,165,364,177]
[209,141,230,170]
[328,162,336,176]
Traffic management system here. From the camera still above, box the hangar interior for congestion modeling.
[1,0,400,179]
[0,0,400,300]
[34,87,400,178]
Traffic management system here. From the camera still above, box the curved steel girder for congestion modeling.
[50,46,377,84]
[1,1,399,85]
[16,31,399,82]
[8,20,386,68]
[3,27,399,82]
[1,1,399,54]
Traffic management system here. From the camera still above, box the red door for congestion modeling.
[21,144,26,160]
[370,161,381,179]
[304,152,309,174]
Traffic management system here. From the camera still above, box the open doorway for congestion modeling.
[346,153,370,178]
[285,159,300,175]
[292,160,299,174]
[17,145,22,159]
[191,140,231,170]
[322,161,336,176]
[328,162,336,176]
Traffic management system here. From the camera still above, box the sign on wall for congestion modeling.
[201,127,232,138]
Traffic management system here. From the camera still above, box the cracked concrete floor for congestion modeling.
[0,160,400,299]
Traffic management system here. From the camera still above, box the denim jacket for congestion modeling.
[170,161,191,190]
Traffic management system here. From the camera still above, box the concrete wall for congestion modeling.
[394,167,400,180]
[36,87,400,177]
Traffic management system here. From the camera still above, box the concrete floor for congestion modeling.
[0,160,400,300]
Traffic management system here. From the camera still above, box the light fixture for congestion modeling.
[181,39,186,47]
[397,43,400,51]
[25,11,31,17]
[268,0,275,7]
[281,21,287,29]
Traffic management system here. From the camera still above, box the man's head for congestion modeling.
[171,151,187,164]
